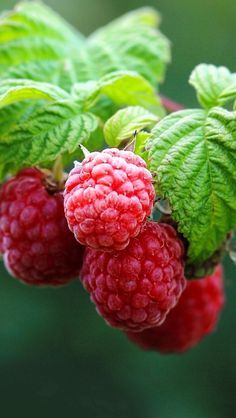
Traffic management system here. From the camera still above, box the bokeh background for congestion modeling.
[0,0,235,417]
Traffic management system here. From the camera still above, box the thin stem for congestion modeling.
[53,155,64,185]
[161,95,185,113]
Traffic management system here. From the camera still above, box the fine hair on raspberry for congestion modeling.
[64,148,155,251]
[81,221,186,331]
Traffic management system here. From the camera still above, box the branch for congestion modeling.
[161,95,185,113]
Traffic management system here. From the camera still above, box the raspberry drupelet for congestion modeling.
[81,221,186,331]
[64,148,155,251]
[126,265,224,353]
[0,168,84,286]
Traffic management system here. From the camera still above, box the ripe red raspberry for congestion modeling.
[81,221,186,331]
[64,148,155,251]
[0,168,84,286]
[126,265,224,353]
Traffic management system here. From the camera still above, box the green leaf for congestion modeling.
[79,8,170,86]
[104,106,158,146]
[189,64,236,109]
[147,107,236,264]
[73,71,164,114]
[0,4,170,91]
[134,131,150,161]
[0,100,39,135]
[96,71,163,113]
[0,2,84,90]
[0,3,170,178]
[0,100,98,179]
[98,7,161,30]
[0,79,69,108]
[62,126,105,168]
[90,97,119,123]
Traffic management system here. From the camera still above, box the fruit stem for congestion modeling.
[52,156,65,189]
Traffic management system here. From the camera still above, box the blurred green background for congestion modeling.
[0,0,235,417]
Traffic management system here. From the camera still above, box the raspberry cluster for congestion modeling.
[64,148,155,251]
[126,265,224,353]
[0,148,225,353]
[0,168,84,286]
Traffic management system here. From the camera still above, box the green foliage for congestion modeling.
[0,2,84,90]
[189,64,236,109]
[82,7,170,86]
[0,70,163,177]
[0,3,235,271]
[104,106,158,147]
[0,3,170,90]
[0,99,98,178]
[0,3,168,178]
[73,71,164,114]
[0,79,69,108]
[134,131,150,161]
[148,64,236,264]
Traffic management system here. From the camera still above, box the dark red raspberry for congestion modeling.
[0,168,84,286]
[81,221,186,331]
[64,148,155,251]
[126,265,224,353]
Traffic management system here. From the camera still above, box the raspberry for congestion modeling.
[0,168,84,286]
[64,148,155,251]
[81,221,186,331]
[126,265,224,353]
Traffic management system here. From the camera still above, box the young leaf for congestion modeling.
[1,4,170,91]
[100,7,161,30]
[80,8,170,86]
[147,107,236,264]
[0,101,98,179]
[96,71,163,113]
[134,131,150,161]
[73,71,164,114]
[189,64,236,109]
[0,2,85,90]
[0,79,69,108]
[104,106,158,147]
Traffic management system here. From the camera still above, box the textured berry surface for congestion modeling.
[64,148,155,251]
[0,168,84,286]
[81,221,186,331]
[127,265,224,353]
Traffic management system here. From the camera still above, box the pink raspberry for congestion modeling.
[126,265,224,353]
[81,221,186,331]
[64,148,155,251]
[0,168,84,286]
